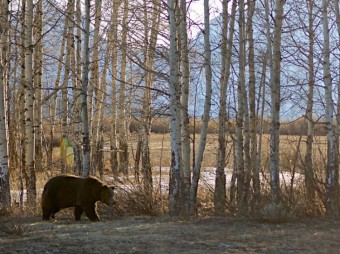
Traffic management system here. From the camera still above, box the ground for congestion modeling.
[1,214,340,253]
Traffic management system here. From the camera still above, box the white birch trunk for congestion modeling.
[322,0,338,216]
[24,0,36,206]
[90,0,102,174]
[168,0,181,216]
[81,0,91,177]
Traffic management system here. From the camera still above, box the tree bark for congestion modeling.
[81,0,91,177]
[168,0,181,216]
[24,0,37,206]
[0,0,11,213]
[269,0,285,204]
[322,0,338,216]
[305,0,316,211]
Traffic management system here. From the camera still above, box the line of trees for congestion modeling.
[0,0,340,218]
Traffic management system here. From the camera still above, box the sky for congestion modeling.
[188,0,223,37]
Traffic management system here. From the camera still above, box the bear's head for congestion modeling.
[100,185,115,206]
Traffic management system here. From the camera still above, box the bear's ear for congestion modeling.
[109,186,115,191]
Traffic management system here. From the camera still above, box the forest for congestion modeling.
[1,0,340,222]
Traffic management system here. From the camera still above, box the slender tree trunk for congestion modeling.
[110,0,120,177]
[247,0,258,212]
[0,0,11,213]
[72,0,82,175]
[235,0,246,212]
[322,0,338,216]
[168,0,181,216]
[117,0,129,174]
[214,0,236,216]
[305,0,316,211]
[33,0,43,173]
[48,15,68,168]
[61,0,75,174]
[81,0,91,177]
[90,0,102,174]
[140,0,161,195]
[19,0,26,208]
[24,0,37,206]
[270,0,285,204]
[179,0,191,216]
[189,0,212,215]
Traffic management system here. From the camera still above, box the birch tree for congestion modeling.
[117,0,129,174]
[81,0,91,177]
[61,0,75,173]
[179,0,191,215]
[89,0,102,173]
[168,0,182,216]
[247,0,259,210]
[322,0,338,216]
[214,0,236,216]
[110,0,120,176]
[24,0,37,206]
[33,0,43,173]
[235,0,246,211]
[305,0,316,210]
[0,0,11,213]
[269,0,285,204]
[189,0,212,215]
[140,0,161,194]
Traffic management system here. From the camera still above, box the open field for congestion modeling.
[1,215,340,253]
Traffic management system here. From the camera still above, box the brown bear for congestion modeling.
[41,175,115,221]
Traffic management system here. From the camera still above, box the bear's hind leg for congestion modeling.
[74,206,83,220]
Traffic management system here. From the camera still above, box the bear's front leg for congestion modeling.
[83,204,100,221]
[74,206,83,220]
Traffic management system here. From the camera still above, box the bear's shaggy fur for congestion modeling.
[41,175,114,221]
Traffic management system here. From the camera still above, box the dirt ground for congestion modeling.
[1,213,340,254]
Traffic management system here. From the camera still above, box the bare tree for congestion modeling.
[81,0,91,177]
[168,0,182,216]
[178,0,191,216]
[247,0,259,211]
[214,0,236,216]
[269,0,285,204]
[140,0,161,194]
[189,0,212,215]
[109,0,120,177]
[305,0,316,211]
[235,0,246,212]
[0,0,11,213]
[33,0,43,173]
[24,0,37,206]
[117,0,129,174]
[322,0,338,216]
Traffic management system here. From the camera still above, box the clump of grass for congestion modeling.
[113,179,167,216]
[0,222,28,237]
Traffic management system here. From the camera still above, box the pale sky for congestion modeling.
[188,0,223,37]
